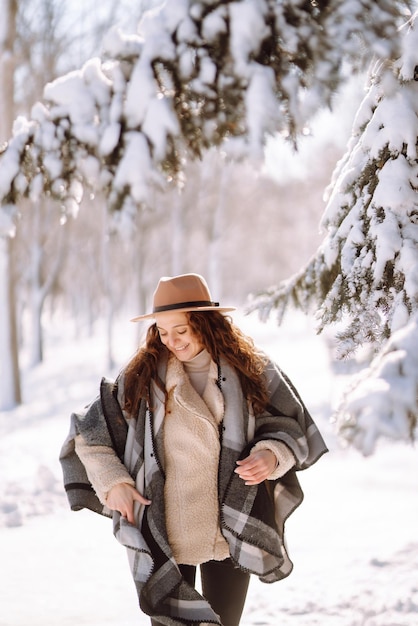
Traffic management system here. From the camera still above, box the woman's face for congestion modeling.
[156,311,204,361]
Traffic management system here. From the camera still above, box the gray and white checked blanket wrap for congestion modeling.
[60,356,327,625]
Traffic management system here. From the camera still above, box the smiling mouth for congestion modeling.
[175,344,188,352]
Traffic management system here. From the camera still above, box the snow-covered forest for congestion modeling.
[1,1,418,624]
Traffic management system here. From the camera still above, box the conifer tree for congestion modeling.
[251,12,418,453]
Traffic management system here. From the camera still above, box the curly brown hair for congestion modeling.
[122,311,269,417]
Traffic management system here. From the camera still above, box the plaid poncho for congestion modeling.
[60,356,327,626]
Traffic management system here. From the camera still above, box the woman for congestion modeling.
[60,273,327,626]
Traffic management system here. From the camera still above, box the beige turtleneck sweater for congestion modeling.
[183,348,213,395]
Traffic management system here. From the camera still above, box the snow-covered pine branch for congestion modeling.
[0,0,411,234]
[252,11,418,342]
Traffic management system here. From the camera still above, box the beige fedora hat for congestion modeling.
[130,273,235,321]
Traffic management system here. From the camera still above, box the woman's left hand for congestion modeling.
[234,449,277,485]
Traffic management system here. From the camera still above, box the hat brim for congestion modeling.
[130,305,236,322]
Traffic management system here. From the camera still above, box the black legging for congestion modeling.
[151,558,250,626]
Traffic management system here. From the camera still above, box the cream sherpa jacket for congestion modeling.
[75,353,296,565]
[163,353,229,564]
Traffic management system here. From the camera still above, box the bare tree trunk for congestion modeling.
[171,193,185,276]
[0,0,21,409]
[208,165,228,300]
[0,237,20,408]
[136,227,148,319]
[28,202,69,367]
[101,203,115,370]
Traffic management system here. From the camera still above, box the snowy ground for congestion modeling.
[1,311,417,626]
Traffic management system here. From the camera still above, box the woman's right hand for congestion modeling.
[106,483,151,524]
